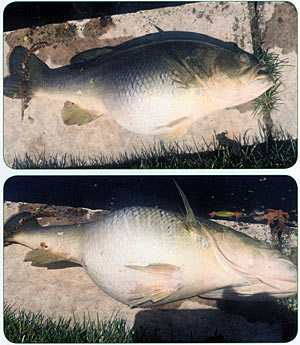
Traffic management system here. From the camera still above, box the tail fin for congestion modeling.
[4,212,40,246]
[4,46,49,98]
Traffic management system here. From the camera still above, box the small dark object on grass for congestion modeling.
[11,130,297,169]
[216,131,242,155]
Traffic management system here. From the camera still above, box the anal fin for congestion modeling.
[24,249,68,265]
[126,263,183,307]
[61,101,102,126]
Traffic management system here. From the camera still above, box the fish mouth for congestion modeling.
[251,65,275,83]
[227,65,274,106]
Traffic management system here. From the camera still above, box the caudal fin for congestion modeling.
[4,212,40,245]
[4,46,49,99]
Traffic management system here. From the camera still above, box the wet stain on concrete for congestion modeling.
[233,17,239,31]
[263,2,297,54]
[235,101,255,114]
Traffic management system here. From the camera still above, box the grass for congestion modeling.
[11,131,297,169]
[4,296,298,343]
[276,296,298,342]
[252,41,290,137]
[4,304,134,343]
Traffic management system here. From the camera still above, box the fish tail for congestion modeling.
[4,212,40,245]
[4,46,49,98]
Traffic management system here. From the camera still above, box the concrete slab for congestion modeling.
[3,201,296,342]
[257,2,297,137]
[3,1,288,168]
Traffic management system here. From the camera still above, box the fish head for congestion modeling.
[214,227,297,299]
[199,47,275,107]
[246,246,298,298]
[199,220,297,300]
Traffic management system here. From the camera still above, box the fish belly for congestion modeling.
[80,208,246,306]
[81,208,208,306]
[104,90,205,135]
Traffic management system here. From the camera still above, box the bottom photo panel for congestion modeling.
[3,175,298,343]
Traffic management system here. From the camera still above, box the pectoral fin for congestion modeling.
[126,263,183,307]
[24,249,68,265]
[155,116,191,141]
[163,56,195,88]
[61,101,102,126]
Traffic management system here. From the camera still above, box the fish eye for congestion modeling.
[239,53,250,63]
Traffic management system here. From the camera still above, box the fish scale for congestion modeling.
[4,39,274,138]
[5,183,296,307]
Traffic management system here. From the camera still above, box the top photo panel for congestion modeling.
[3,2,297,169]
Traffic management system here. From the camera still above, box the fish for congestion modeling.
[5,182,296,308]
[4,39,274,139]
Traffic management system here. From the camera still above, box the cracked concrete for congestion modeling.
[256,2,297,139]
[3,2,297,167]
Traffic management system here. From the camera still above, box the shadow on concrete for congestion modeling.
[132,290,297,342]
[133,308,227,343]
[30,261,82,269]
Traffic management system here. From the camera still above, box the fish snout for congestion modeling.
[252,65,275,86]
[251,255,297,297]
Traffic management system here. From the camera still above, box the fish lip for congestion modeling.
[251,65,274,83]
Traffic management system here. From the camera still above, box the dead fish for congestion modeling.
[5,182,296,308]
[4,40,274,139]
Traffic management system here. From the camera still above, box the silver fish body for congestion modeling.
[82,207,243,306]
[4,40,274,138]
[7,200,297,307]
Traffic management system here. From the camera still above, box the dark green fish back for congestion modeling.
[4,46,49,98]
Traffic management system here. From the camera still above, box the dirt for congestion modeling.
[5,17,116,66]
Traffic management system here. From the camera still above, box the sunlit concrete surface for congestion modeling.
[3,2,297,167]
[256,2,297,137]
[4,201,297,342]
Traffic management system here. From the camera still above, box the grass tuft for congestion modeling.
[12,131,297,169]
[252,42,290,137]
[276,296,298,342]
[4,304,134,343]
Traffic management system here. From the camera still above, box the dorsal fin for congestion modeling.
[154,25,164,33]
[174,180,198,228]
[70,47,115,64]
